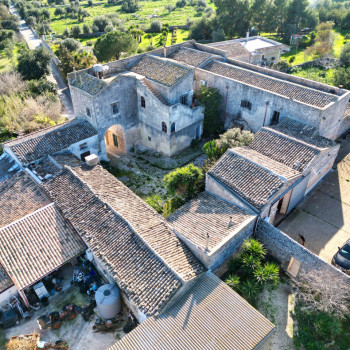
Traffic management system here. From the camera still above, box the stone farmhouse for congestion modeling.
[0,40,349,349]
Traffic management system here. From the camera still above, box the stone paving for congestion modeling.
[278,139,350,264]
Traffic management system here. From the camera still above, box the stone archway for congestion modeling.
[105,124,127,159]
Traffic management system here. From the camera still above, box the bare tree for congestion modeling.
[291,268,350,317]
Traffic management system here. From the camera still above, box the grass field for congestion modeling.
[0,44,23,73]
[290,67,335,85]
[47,0,214,36]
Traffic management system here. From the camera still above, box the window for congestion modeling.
[171,122,176,134]
[241,100,252,110]
[79,142,88,150]
[111,102,119,115]
[162,122,167,133]
[200,80,207,86]
[113,134,118,147]
[86,107,91,117]
[141,96,146,108]
[180,95,187,105]
[148,136,152,141]
[271,111,280,125]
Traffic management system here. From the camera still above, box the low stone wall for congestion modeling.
[289,57,339,70]
[255,219,350,285]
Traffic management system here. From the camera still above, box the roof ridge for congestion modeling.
[228,148,289,182]
[66,165,185,283]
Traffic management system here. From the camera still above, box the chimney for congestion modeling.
[228,216,234,227]
[246,29,250,41]
[205,233,210,252]
[163,45,167,58]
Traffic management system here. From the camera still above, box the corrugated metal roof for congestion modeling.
[109,272,274,350]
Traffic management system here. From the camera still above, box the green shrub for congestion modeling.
[145,194,163,214]
[241,238,267,260]
[225,274,240,290]
[289,56,295,63]
[163,196,186,216]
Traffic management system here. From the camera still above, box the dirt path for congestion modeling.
[258,283,295,350]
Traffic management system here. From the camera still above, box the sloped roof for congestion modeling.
[167,192,255,252]
[249,128,321,172]
[269,118,336,149]
[203,61,336,108]
[0,265,13,293]
[43,167,185,316]
[210,42,251,58]
[69,164,204,281]
[110,272,274,350]
[168,47,212,67]
[0,172,51,228]
[129,55,191,86]
[0,203,86,290]
[208,150,288,210]
[233,146,301,179]
[3,119,98,164]
[70,72,107,95]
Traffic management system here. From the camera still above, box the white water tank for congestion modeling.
[95,284,121,319]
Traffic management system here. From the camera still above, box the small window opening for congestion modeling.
[148,136,152,141]
[111,103,119,115]
[162,122,167,133]
[171,122,176,133]
[200,80,207,86]
[86,107,91,117]
[180,95,187,105]
[141,96,146,108]
[271,111,280,125]
[79,142,88,150]
[241,100,252,110]
[113,134,118,147]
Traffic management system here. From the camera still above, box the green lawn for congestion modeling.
[48,0,214,36]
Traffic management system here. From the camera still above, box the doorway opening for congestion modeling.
[105,124,126,159]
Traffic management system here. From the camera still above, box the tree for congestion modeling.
[0,29,13,49]
[163,164,204,200]
[40,8,51,21]
[70,24,82,37]
[93,31,137,61]
[195,86,222,135]
[77,8,89,22]
[334,67,350,90]
[121,0,139,13]
[292,269,350,317]
[340,42,350,67]
[56,44,81,76]
[150,19,162,33]
[93,15,110,31]
[306,22,335,59]
[17,46,52,80]
[286,0,309,32]
[164,4,175,13]
[214,0,251,37]
[189,17,214,40]
[83,23,91,35]
[61,37,81,52]
[54,7,66,18]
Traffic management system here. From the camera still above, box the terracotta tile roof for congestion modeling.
[234,146,301,179]
[3,119,98,164]
[269,118,336,149]
[168,47,212,67]
[167,192,255,251]
[249,128,321,172]
[69,164,205,281]
[43,168,183,316]
[210,42,251,58]
[203,61,336,108]
[0,172,51,228]
[0,152,21,184]
[70,72,107,95]
[0,203,86,290]
[110,272,274,350]
[0,264,13,293]
[208,150,287,210]
[129,55,191,86]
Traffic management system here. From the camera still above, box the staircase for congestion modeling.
[140,78,170,107]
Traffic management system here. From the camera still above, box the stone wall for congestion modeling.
[255,220,350,284]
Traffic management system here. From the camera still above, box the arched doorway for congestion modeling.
[195,124,201,140]
[105,124,126,159]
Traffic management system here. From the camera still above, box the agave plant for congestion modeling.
[227,257,241,274]
[254,262,280,286]
[241,238,267,260]
[225,274,240,290]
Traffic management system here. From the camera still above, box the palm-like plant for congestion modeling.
[225,274,240,290]
[227,257,241,274]
[241,253,261,272]
[254,262,280,286]
[241,279,261,301]
[241,238,267,260]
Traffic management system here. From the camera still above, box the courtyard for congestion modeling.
[278,138,350,265]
